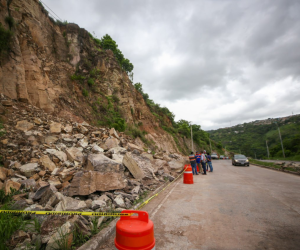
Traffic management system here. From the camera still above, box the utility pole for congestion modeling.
[209,138,212,153]
[190,123,194,153]
[266,140,270,159]
[275,122,285,158]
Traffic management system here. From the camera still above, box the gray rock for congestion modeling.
[114,194,126,208]
[20,163,40,178]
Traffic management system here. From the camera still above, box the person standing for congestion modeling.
[204,150,209,171]
[200,150,207,175]
[207,152,213,172]
[189,152,198,175]
[195,151,202,173]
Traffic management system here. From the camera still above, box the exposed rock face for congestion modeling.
[20,163,40,177]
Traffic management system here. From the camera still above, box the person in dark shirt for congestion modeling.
[207,152,213,172]
[195,152,202,173]
[189,152,198,175]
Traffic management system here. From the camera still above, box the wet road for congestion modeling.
[99,160,300,250]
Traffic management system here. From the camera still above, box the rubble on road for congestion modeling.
[0,95,188,250]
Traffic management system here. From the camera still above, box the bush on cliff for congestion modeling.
[0,24,13,59]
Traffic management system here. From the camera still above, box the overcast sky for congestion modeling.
[43,0,300,130]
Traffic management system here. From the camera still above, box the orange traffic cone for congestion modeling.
[115,210,155,250]
[183,165,194,184]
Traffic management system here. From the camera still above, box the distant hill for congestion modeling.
[208,114,300,159]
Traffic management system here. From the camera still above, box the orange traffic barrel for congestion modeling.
[115,210,155,250]
[183,165,194,184]
[197,165,200,172]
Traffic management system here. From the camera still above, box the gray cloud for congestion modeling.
[43,0,300,130]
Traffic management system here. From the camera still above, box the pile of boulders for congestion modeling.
[0,95,187,249]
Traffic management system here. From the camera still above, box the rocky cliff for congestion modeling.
[0,0,187,154]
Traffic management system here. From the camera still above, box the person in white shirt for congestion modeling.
[200,150,207,175]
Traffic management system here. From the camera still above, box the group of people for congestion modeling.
[188,150,213,175]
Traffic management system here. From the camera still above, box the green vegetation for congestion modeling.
[91,34,134,73]
[87,78,95,86]
[0,23,13,58]
[209,115,300,159]
[249,159,298,173]
[82,88,89,97]
[97,96,126,132]
[0,189,42,249]
[70,74,85,83]
[133,191,149,205]
[5,16,15,30]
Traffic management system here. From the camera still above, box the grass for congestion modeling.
[249,159,298,173]
[52,227,72,250]
[133,191,149,205]
[72,225,89,248]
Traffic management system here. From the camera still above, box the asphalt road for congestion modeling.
[99,160,300,250]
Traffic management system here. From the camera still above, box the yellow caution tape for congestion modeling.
[0,166,188,217]
[0,210,131,217]
[137,166,187,210]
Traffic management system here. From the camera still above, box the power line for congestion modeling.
[40,0,63,22]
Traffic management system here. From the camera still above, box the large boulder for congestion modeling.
[65,171,127,196]
[122,153,145,179]
[86,154,124,173]
[168,160,184,171]
[20,163,40,177]
[66,147,84,163]
[104,138,119,149]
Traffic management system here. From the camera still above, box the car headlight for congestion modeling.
[235,160,239,162]
[246,159,249,162]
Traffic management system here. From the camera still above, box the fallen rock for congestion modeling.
[55,196,87,211]
[91,200,106,210]
[45,221,73,250]
[15,120,34,132]
[66,147,84,163]
[0,167,7,181]
[168,160,184,171]
[50,122,62,134]
[65,171,127,196]
[39,155,56,171]
[86,153,124,173]
[122,153,145,179]
[109,128,119,139]
[114,194,126,208]
[104,137,119,149]
[127,143,144,152]
[20,163,40,178]
[91,144,104,153]
[4,180,21,194]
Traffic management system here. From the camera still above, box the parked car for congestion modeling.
[211,154,219,159]
[232,154,249,166]
[220,155,225,159]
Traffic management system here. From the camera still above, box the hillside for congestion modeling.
[208,114,300,159]
[0,0,222,156]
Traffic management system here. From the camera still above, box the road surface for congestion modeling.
[99,160,300,250]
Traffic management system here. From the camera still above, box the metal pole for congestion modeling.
[266,140,270,159]
[276,123,285,158]
[190,123,194,153]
